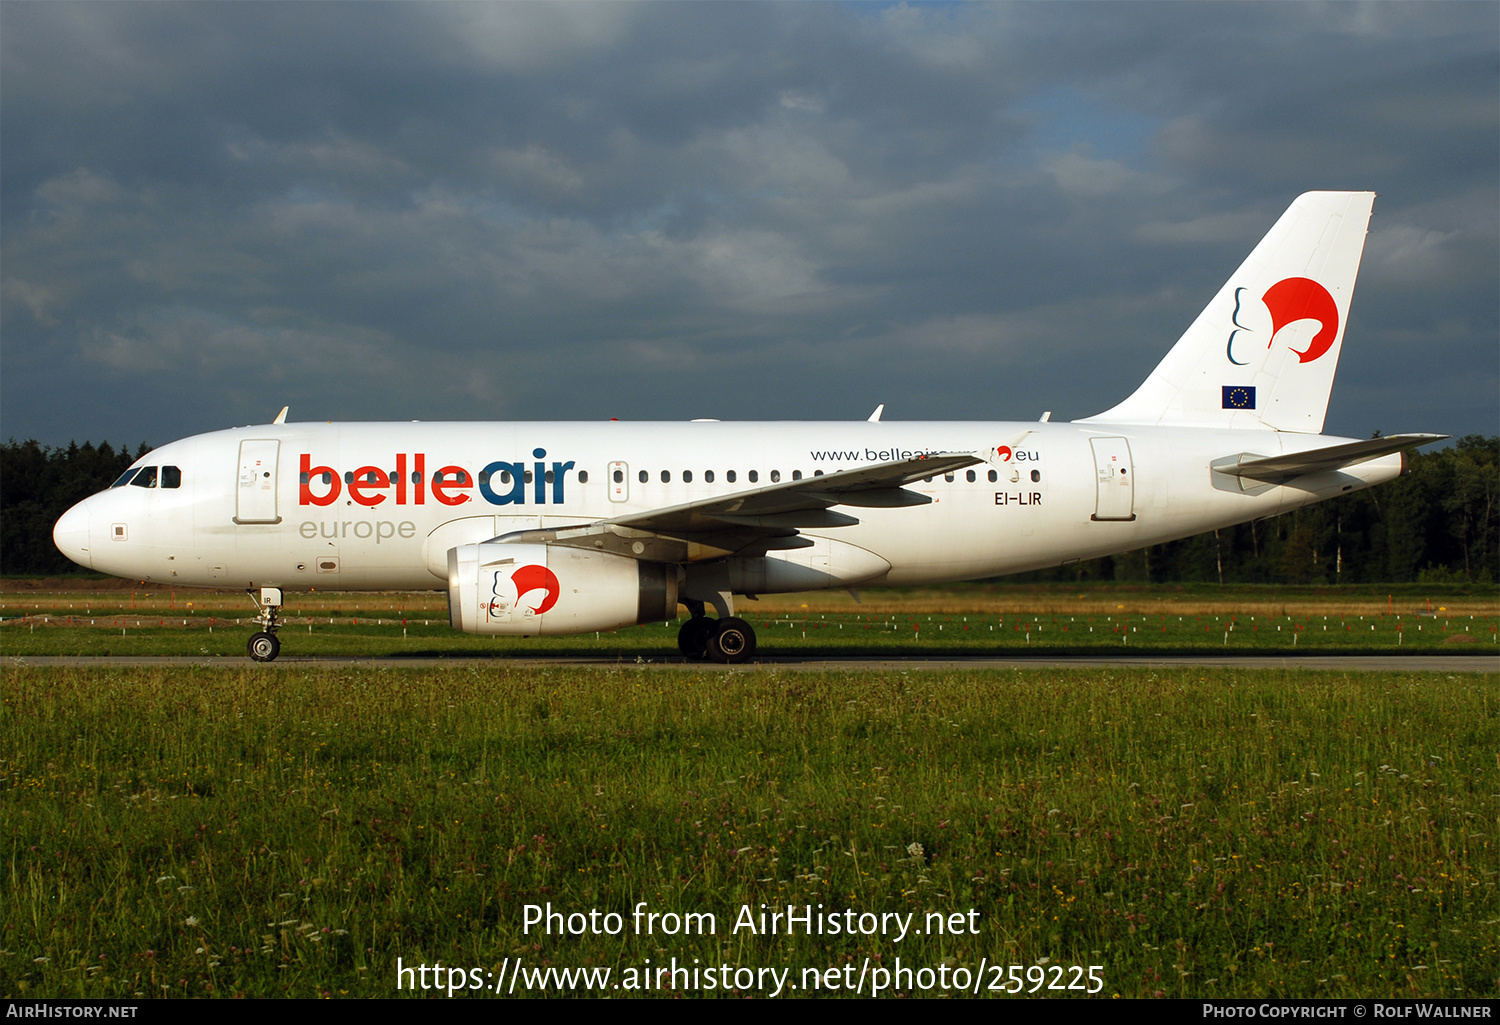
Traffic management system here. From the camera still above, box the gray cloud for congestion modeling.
[3,2,1495,447]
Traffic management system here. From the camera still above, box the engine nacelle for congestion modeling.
[447,542,678,636]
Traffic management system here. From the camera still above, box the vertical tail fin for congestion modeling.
[1079,191,1375,433]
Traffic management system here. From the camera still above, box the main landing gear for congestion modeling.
[247,587,284,662]
[677,602,757,665]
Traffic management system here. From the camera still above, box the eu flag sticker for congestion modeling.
[1222,385,1256,409]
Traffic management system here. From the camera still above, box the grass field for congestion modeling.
[3,581,1497,659]
[3,663,1496,999]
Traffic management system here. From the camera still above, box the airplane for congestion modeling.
[52,191,1444,663]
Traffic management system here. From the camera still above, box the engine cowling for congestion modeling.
[447,542,677,636]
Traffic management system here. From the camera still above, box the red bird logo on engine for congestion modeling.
[486,563,561,620]
[510,564,560,615]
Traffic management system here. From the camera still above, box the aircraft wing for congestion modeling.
[492,452,985,561]
[610,451,983,531]
[1213,433,1447,483]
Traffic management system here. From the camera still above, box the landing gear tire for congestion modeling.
[248,631,281,662]
[678,617,716,661]
[247,587,285,662]
[707,617,756,664]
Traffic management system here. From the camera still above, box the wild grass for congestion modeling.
[3,664,1495,998]
[5,579,1498,619]
[3,603,1495,658]
[2,585,1497,659]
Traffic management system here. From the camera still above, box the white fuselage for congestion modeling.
[54,419,1401,594]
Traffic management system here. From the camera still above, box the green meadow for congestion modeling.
[3,596,1496,659]
[3,664,1495,999]
[3,580,1496,661]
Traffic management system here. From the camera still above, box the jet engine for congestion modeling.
[446,542,677,635]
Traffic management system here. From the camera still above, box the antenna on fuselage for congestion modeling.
[272,406,289,425]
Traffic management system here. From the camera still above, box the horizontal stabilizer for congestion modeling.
[1213,434,1446,482]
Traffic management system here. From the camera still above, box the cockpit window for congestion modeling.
[129,466,158,488]
[161,466,182,489]
[111,468,141,488]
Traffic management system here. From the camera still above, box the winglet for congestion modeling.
[867,404,885,423]
[272,406,289,425]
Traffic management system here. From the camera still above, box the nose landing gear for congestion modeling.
[247,587,284,662]
[248,630,280,661]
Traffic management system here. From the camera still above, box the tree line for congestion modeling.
[2,439,148,576]
[1014,435,1499,586]
[2,435,1496,583]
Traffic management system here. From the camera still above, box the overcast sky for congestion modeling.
[3,2,1496,450]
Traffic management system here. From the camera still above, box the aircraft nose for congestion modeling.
[53,501,93,570]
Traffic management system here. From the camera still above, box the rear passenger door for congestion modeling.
[1089,437,1136,521]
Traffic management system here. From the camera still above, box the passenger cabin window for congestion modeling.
[130,466,158,488]
[579,470,590,484]
[612,469,623,484]
[966,470,976,483]
[770,470,781,483]
[682,470,693,483]
[748,470,759,483]
[638,470,648,483]
[988,470,998,483]
[161,466,182,489]
[726,470,737,483]
[944,473,954,483]
[792,470,802,481]
[1031,470,1041,483]
[704,470,715,483]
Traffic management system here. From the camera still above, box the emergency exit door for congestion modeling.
[608,461,629,503]
[235,439,281,524]
[1089,437,1136,521]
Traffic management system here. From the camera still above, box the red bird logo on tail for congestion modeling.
[1262,276,1339,364]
